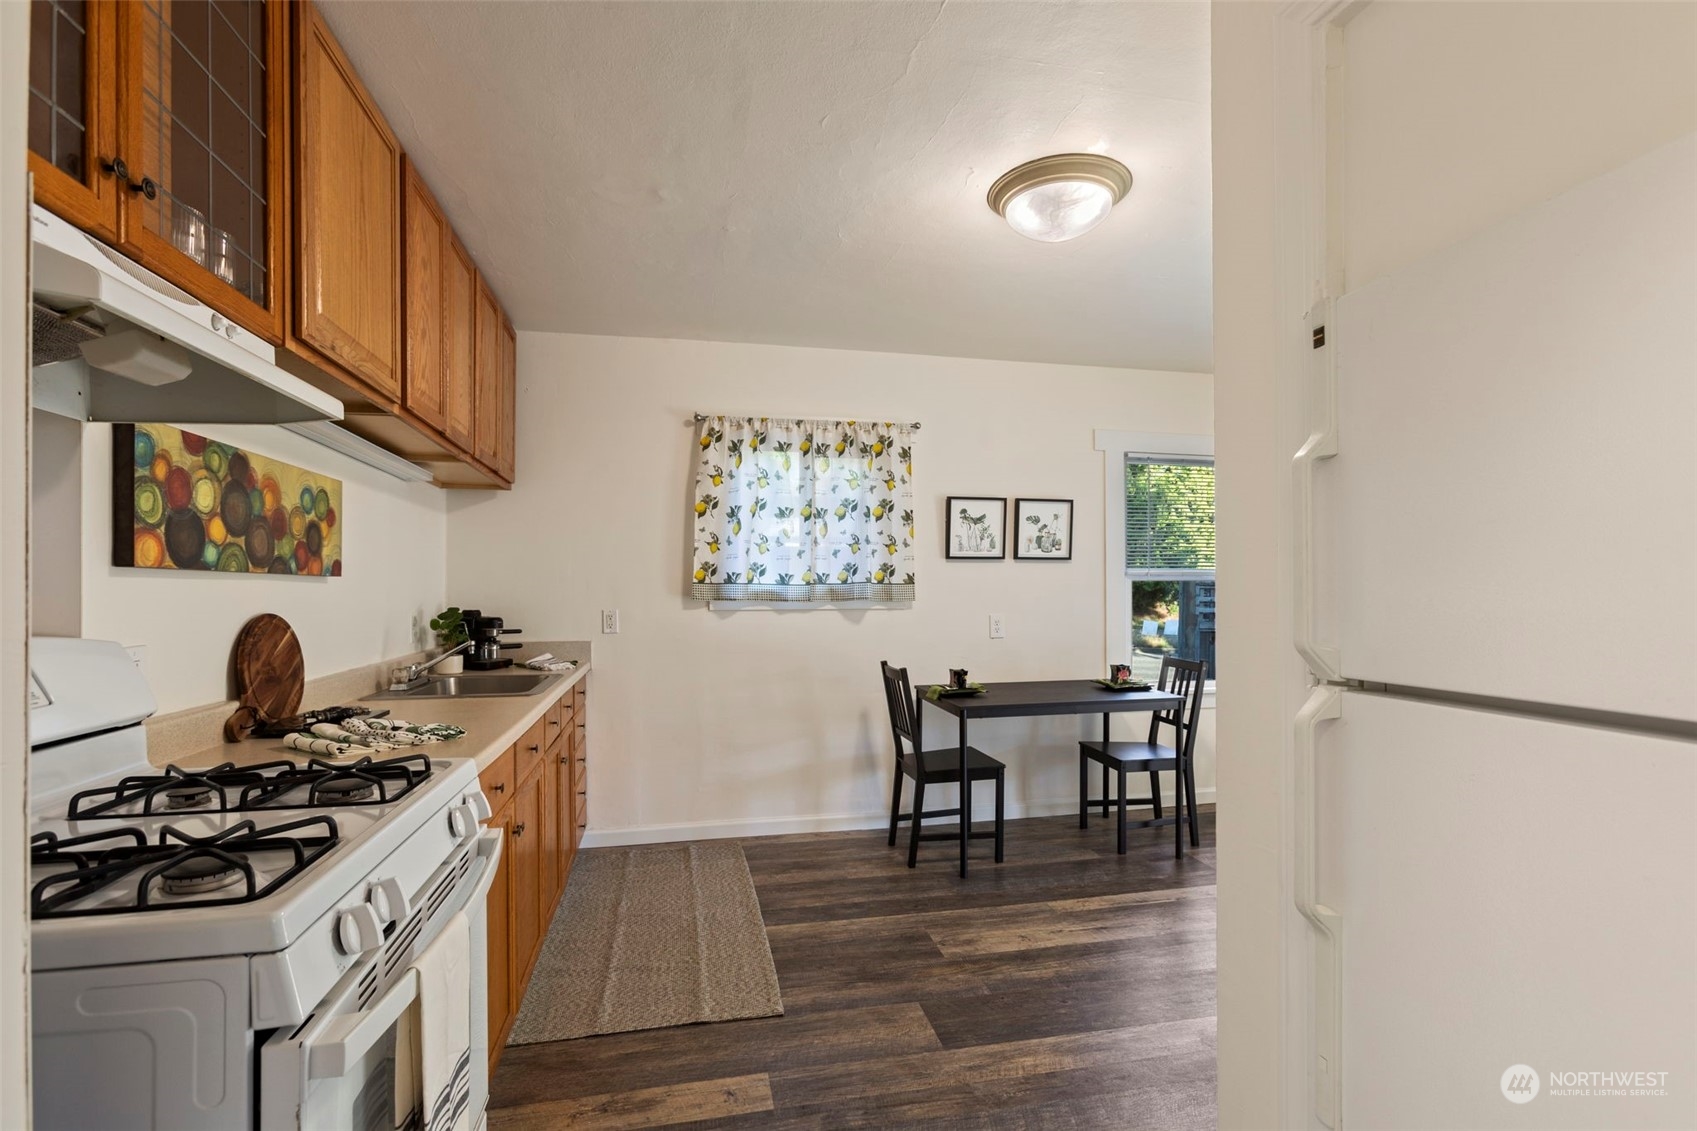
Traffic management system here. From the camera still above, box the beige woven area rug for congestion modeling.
[507,842,784,1044]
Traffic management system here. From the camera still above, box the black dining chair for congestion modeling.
[880,661,1006,867]
[1078,655,1206,857]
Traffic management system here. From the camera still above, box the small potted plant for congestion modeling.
[428,607,468,673]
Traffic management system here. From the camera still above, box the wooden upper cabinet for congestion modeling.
[401,160,448,433]
[472,274,502,472]
[443,233,478,451]
[26,0,119,240]
[28,0,287,341]
[497,315,517,482]
[292,0,402,402]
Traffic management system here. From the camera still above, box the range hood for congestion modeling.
[29,205,342,426]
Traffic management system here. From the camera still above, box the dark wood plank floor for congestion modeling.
[490,808,1217,1130]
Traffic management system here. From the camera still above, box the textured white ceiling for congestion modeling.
[319,1,1212,371]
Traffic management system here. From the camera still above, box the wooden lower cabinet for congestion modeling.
[484,804,513,1054]
[510,767,544,975]
[485,679,588,1072]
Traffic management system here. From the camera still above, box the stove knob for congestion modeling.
[371,877,409,927]
[448,806,468,841]
[335,903,383,956]
[464,791,492,823]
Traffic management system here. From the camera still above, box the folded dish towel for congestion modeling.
[283,732,381,759]
[416,912,474,1131]
[523,653,577,672]
[334,718,467,744]
[287,719,467,759]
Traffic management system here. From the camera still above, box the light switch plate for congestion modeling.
[988,614,1005,640]
[601,609,620,634]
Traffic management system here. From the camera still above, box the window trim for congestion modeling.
[1095,429,1216,698]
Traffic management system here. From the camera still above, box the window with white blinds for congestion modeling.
[1125,456,1215,579]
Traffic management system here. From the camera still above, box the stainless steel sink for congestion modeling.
[371,672,562,699]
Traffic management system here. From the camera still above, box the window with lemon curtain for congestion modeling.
[691,417,916,603]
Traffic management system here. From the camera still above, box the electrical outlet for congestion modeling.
[601,609,620,634]
[124,644,147,667]
[988,614,1005,640]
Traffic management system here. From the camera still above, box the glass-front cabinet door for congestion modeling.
[26,0,286,342]
[27,0,120,238]
[117,0,285,340]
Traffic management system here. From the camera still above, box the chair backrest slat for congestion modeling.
[880,660,918,756]
[1146,655,1207,759]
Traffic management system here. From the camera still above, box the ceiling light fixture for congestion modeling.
[987,153,1133,243]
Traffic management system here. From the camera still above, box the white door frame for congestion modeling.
[1213,2,1362,1129]
[1,3,35,1125]
[1272,4,1361,1129]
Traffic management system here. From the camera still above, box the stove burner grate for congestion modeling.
[29,816,340,919]
[63,754,432,819]
[66,761,296,820]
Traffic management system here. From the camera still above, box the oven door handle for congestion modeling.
[307,968,417,1080]
[304,829,502,1080]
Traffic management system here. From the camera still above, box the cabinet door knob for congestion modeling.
[560,755,568,765]
[491,782,505,793]
[126,174,158,200]
[101,157,129,181]
[513,823,525,837]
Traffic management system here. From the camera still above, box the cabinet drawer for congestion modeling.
[479,746,515,812]
[514,712,549,781]
[573,680,587,720]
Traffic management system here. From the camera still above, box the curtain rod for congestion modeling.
[690,413,920,431]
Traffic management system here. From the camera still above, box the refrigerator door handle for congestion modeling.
[1293,299,1342,682]
[1295,684,1344,1128]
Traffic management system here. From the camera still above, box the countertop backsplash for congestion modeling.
[146,639,591,766]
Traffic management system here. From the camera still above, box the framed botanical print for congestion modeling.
[946,496,1006,559]
[1014,498,1073,560]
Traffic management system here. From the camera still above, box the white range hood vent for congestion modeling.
[29,205,343,426]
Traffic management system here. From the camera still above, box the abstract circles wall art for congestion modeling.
[112,424,343,577]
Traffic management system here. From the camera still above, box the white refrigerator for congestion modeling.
[1301,133,1697,1129]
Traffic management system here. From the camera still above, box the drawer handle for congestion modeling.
[527,744,540,754]
[490,783,505,793]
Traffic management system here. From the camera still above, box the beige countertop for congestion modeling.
[151,641,590,775]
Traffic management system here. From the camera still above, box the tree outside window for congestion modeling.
[1126,459,1215,682]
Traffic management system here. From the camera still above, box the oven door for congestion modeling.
[260,828,501,1131]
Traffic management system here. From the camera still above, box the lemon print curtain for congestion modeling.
[692,417,916,603]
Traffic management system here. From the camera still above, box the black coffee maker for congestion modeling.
[461,609,522,670]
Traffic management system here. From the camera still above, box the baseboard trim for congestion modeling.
[580,788,1217,849]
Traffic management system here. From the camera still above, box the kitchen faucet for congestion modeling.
[388,639,473,691]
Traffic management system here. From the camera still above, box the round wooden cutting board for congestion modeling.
[226,614,305,739]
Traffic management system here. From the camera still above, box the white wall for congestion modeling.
[1340,0,1697,287]
[39,422,449,714]
[448,333,1212,841]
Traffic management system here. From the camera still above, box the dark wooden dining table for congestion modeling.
[918,679,1184,877]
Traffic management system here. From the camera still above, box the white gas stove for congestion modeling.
[28,637,501,1131]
